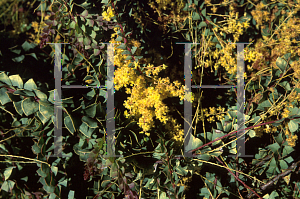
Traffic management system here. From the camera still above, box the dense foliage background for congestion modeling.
[1,0,300,198]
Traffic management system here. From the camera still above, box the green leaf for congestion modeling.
[64,115,75,135]
[279,160,288,170]
[261,26,271,36]
[13,101,23,115]
[22,41,36,51]
[198,21,207,28]
[90,30,96,39]
[94,48,100,56]
[59,179,68,187]
[24,78,37,91]
[4,167,14,181]
[290,107,299,116]
[260,99,272,108]
[68,190,75,199]
[185,134,203,154]
[110,162,118,178]
[99,89,107,103]
[20,176,28,182]
[267,142,280,153]
[275,134,283,145]
[37,111,50,124]
[201,8,206,17]
[283,53,291,60]
[120,50,130,56]
[77,36,83,43]
[269,191,279,198]
[279,81,291,91]
[249,130,256,138]
[1,180,15,192]
[284,156,293,163]
[134,56,143,60]
[115,36,123,41]
[192,12,201,20]
[82,116,97,128]
[212,129,225,146]
[125,56,132,60]
[79,122,94,138]
[83,37,91,46]
[49,193,57,199]
[159,192,168,199]
[276,57,288,72]
[85,103,97,118]
[48,90,55,104]
[70,21,76,29]
[117,44,126,49]
[51,166,58,176]
[27,53,38,60]
[9,75,23,89]
[0,88,11,105]
[81,10,88,17]
[39,102,54,121]
[34,89,47,100]
[282,145,294,157]
[288,120,298,133]
[131,46,137,54]
[22,98,39,116]
[12,55,25,62]
[10,49,21,54]
[43,185,55,193]
[75,23,82,35]
[0,72,12,85]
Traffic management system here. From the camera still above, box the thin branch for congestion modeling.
[246,158,300,198]
[215,156,262,199]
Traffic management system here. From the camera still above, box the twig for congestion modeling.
[189,117,300,155]
[215,156,263,199]
[246,158,300,198]
[110,1,143,75]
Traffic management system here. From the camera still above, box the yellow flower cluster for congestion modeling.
[29,15,51,44]
[213,18,256,74]
[31,21,39,33]
[250,2,270,26]
[155,0,172,10]
[244,47,263,63]
[263,125,277,133]
[111,27,193,142]
[102,7,114,21]
[200,107,225,123]
[284,127,298,147]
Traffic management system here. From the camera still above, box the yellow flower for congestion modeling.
[102,7,114,21]
[132,40,141,48]
[282,108,290,118]
[31,21,39,33]
[85,79,94,84]
[124,110,130,118]
[217,106,223,112]
[209,107,216,115]
[44,15,50,20]
[207,116,215,123]
[237,27,244,35]
[264,125,271,133]
[211,6,217,13]
[134,61,139,69]
[243,21,250,29]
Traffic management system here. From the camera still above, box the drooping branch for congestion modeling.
[246,157,300,198]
